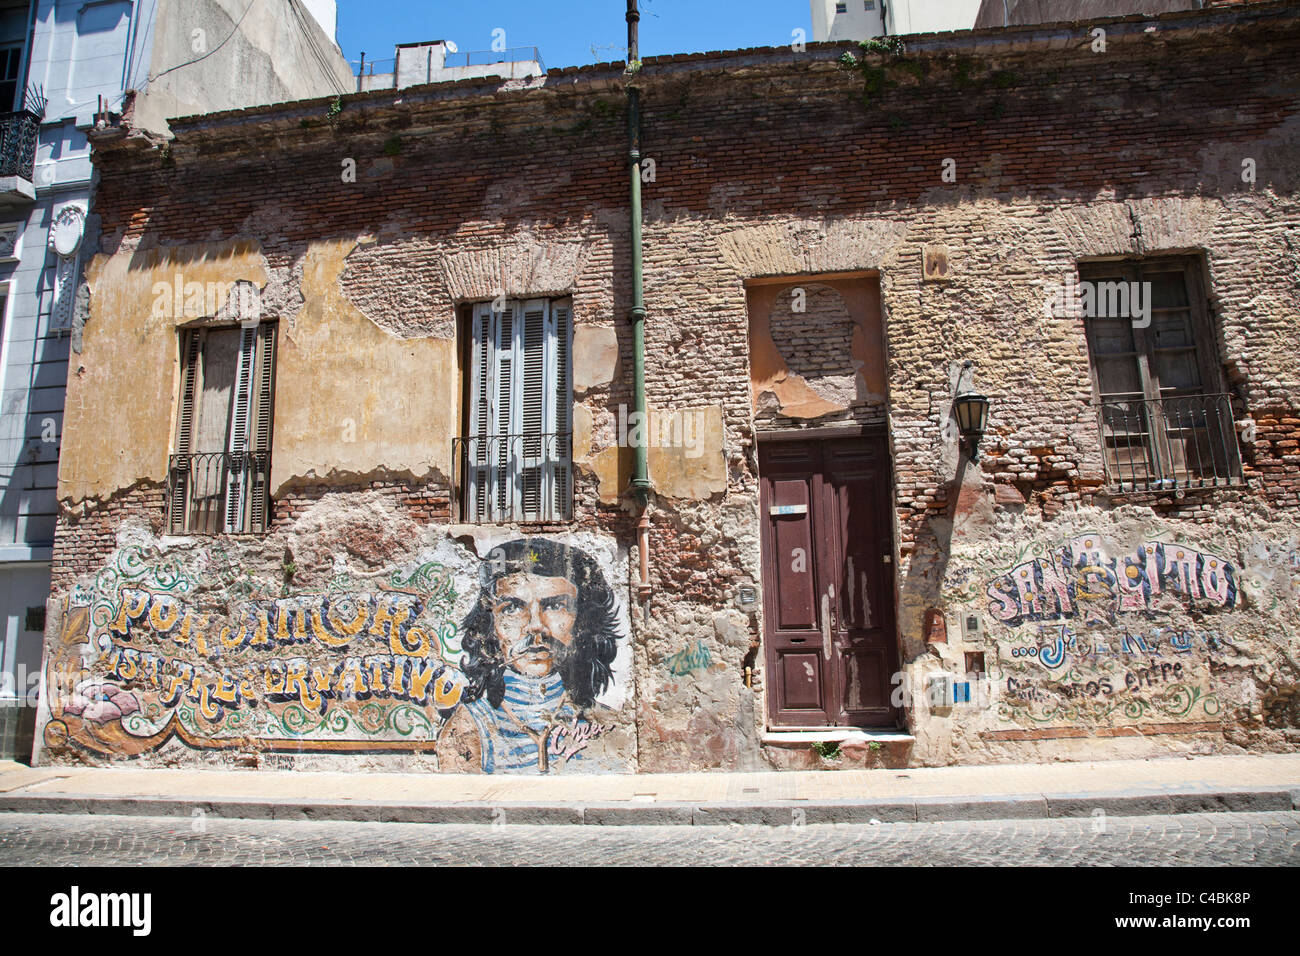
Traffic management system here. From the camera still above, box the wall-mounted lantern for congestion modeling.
[953,390,990,460]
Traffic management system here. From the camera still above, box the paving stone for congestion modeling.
[0,811,1295,866]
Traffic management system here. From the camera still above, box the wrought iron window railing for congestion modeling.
[0,110,40,181]
[452,432,573,524]
[167,452,272,535]
[1098,392,1242,492]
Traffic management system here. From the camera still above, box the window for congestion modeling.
[167,323,276,534]
[0,46,21,113]
[1080,258,1241,491]
[458,297,572,523]
[864,1,876,9]
[835,2,847,13]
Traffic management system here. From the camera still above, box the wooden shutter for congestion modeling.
[519,299,548,520]
[467,302,516,521]
[223,325,258,532]
[550,300,573,519]
[246,323,276,533]
[467,303,491,521]
[496,304,517,518]
[169,330,202,532]
[464,298,573,522]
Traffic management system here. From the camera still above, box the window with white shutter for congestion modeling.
[460,297,573,522]
[168,322,276,534]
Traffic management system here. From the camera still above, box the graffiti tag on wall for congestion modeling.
[665,639,712,676]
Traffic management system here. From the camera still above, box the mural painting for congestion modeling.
[442,539,621,773]
[39,537,630,773]
[952,532,1254,734]
[985,535,1237,628]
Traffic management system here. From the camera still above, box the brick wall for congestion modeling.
[59,3,1300,768]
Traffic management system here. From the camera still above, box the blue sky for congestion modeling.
[335,1,815,72]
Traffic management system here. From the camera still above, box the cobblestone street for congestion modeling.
[1,811,1297,866]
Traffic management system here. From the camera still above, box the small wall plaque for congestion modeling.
[922,243,950,282]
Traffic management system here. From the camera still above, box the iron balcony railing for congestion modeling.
[1098,392,1242,492]
[443,47,545,72]
[167,451,271,535]
[0,110,40,181]
[453,432,572,524]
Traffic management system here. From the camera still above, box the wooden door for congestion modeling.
[759,436,899,728]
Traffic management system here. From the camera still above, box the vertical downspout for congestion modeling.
[627,0,653,601]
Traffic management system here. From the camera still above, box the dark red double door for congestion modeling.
[759,436,900,728]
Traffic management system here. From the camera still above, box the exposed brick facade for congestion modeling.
[45,2,1300,770]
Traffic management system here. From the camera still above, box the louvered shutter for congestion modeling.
[169,330,201,532]
[467,302,516,522]
[550,300,573,520]
[519,299,548,520]
[463,298,572,522]
[467,303,492,522]
[246,324,276,533]
[496,304,517,519]
[223,325,258,533]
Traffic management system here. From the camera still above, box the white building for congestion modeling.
[354,40,545,92]
[0,0,351,760]
[811,0,984,41]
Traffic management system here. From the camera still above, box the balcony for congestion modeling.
[167,452,272,535]
[1098,392,1243,492]
[0,109,39,204]
[452,432,573,524]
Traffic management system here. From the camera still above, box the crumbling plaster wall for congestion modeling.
[273,238,456,493]
[64,239,267,505]
[64,237,455,507]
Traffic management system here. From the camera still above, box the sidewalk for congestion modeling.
[1,754,1296,826]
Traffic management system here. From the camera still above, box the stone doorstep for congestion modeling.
[760,730,916,746]
[0,787,1293,826]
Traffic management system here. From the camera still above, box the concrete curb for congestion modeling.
[0,786,1294,825]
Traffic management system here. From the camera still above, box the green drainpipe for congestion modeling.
[628,84,651,510]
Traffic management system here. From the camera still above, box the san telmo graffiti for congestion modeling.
[1008,623,1234,672]
[993,621,1245,726]
[986,535,1238,627]
[42,540,630,774]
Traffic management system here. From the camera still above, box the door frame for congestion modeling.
[756,424,903,730]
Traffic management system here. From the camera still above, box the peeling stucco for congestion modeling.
[272,239,456,494]
[62,239,268,504]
